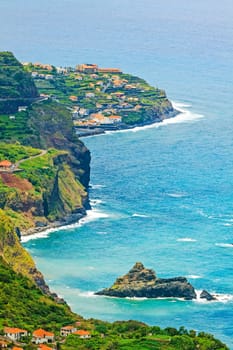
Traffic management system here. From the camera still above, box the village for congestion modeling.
[0,322,93,349]
[21,61,166,134]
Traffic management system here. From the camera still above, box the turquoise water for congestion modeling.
[1,0,233,347]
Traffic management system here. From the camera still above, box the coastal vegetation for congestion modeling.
[0,51,38,113]
[23,61,175,130]
[0,52,230,349]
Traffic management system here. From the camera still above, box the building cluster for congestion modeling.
[76,63,122,74]
[24,61,146,130]
[1,324,92,349]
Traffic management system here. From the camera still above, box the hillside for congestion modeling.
[0,52,230,349]
[0,51,39,113]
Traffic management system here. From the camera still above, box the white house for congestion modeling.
[60,325,77,337]
[32,329,54,344]
[73,330,91,339]
[4,327,28,341]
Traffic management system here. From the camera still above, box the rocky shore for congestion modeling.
[76,109,179,137]
[95,262,216,301]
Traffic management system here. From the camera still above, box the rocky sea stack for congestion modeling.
[95,262,197,300]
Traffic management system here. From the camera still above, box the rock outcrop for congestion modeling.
[200,290,216,301]
[95,262,197,300]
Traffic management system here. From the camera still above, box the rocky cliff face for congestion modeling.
[26,101,91,191]
[0,210,57,298]
[95,262,197,300]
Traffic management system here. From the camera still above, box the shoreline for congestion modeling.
[21,102,197,240]
[76,109,179,138]
[21,211,86,238]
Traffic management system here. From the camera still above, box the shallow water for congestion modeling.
[1,0,233,347]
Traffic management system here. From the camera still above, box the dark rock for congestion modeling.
[200,290,216,301]
[35,221,48,227]
[95,262,197,300]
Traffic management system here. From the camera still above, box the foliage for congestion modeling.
[0,256,77,331]
[60,320,229,350]
[0,51,38,113]
[0,142,40,162]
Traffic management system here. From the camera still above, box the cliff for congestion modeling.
[0,53,91,293]
[0,51,39,113]
[0,210,54,296]
[95,262,197,300]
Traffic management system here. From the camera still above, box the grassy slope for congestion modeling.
[0,256,77,331]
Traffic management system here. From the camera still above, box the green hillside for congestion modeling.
[0,51,38,113]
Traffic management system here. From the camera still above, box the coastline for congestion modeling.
[21,102,198,240]
[76,109,179,138]
[21,106,179,239]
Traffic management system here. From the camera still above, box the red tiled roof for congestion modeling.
[61,325,75,330]
[4,327,27,334]
[74,330,90,336]
[0,160,12,167]
[33,328,54,337]
[38,345,53,350]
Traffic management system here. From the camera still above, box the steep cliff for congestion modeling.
[25,100,91,190]
[0,146,88,233]
[0,210,51,295]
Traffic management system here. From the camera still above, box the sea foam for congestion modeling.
[215,243,233,248]
[104,102,204,136]
[176,237,197,242]
[22,207,109,243]
[195,290,233,303]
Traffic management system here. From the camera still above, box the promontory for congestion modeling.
[95,262,197,300]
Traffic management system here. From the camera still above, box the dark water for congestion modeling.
[1,0,233,347]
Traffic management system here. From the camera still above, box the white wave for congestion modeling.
[125,297,148,301]
[91,101,204,138]
[223,223,233,227]
[186,275,202,279]
[173,102,192,108]
[90,184,106,189]
[78,208,109,225]
[195,290,233,303]
[177,237,197,242]
[96,231,109,235]
[215,243,233,248]
[167,192,187,198]
[78,291,96,297]
[22,208,109,243]
[132,213,149,218]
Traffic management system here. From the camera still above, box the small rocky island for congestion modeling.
[95,262,215,300]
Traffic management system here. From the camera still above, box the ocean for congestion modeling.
[1,0,233,347]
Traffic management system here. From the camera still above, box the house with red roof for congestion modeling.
[4,327,28,341]
[73,330,91,339]
[0,160,13,172]
[37,344,54,350]
[60,325,77,337]
[32,329,54,344]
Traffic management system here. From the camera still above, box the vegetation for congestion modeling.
[23,61,174,127]
[0,256,77,331]
[0,142,40,162]
[60,320,229,350]
[0,51,38,113]
[0,52,229,349]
